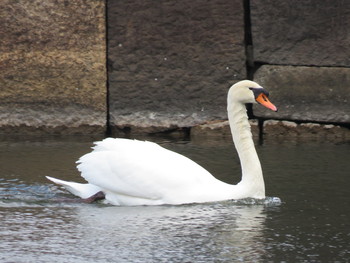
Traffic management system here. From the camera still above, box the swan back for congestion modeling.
[76,138,229,205]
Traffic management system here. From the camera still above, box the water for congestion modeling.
[0,135,349,262]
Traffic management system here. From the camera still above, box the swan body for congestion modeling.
[47,80,277,206]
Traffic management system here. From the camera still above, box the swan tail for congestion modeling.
[46,176,102,199]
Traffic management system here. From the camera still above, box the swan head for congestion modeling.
[229,80,278,112]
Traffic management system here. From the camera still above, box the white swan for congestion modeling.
[47,80,277,206]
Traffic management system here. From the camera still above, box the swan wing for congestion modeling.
[76,138,217,205]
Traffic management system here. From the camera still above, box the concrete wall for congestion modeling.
[1,0,349,137]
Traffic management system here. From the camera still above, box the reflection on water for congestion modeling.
[1,201,270,262]
[76,202,268,262]
[0,135,349,262]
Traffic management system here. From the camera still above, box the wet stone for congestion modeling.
[263,120,350,142]
[191,120,259,138]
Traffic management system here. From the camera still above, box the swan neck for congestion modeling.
[227,98,265,197]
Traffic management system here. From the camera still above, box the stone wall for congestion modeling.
[251,0,350,128]
[0,0,106,134]
[250,0,350,67]
[0,0,349,138]
[107,0,246,134]
[254,66,350,123]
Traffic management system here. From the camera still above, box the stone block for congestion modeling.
[0,0,106,133]
[251,0,350,66]
[108,0,246,133]
[253,65,350,124]
[191,120,259,139]
[263,120,350,142]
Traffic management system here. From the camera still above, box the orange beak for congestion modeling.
[256,93,278,112]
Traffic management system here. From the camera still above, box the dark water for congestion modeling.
[0,135,349,262]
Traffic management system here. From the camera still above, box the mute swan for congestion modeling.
[47,80,277,205]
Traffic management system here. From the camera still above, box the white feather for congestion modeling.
[46,176,102,199]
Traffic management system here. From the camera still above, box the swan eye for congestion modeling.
[249,87,269,99]
[263,90,270,97]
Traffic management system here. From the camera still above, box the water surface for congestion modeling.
[1,135,349,262]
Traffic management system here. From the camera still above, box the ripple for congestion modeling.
[230,196,282,206]
[0,179,82,208]
[1,178,282,208]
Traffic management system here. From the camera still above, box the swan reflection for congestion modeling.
[75,202,268,262]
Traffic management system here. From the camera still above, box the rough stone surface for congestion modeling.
[0,0,106,133]
[253,65,350,124]
[263,120,350,142]
[191,120,259,138]
[108,0,246,132]
[250,0,350,66]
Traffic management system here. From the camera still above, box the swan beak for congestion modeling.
[256,93,278,112]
